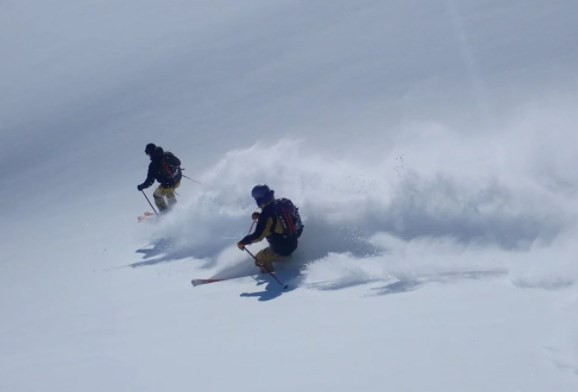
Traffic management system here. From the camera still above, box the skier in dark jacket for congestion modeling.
[137,143,182,213]
[237,185,302,272]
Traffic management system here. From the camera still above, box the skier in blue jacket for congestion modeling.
[237,185,302,272]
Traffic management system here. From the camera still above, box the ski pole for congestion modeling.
[247,211,260,233]
[141,190,159,216]
[248,220,256,234]
[244,248,288,289]
[182,174,202,185]
[248,211,261,233]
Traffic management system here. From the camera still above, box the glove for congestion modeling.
[237,241,246,251]
[137,184,145,191]
[251,212,261,221]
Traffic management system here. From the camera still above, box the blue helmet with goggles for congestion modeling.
[251,185,274,207]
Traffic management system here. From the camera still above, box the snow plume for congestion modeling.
[302,235,510,292]
[138,106,578,290]
[137,139,379,268]
[303,231,578,294]
[548,296,578,375]
[508,232,578,290]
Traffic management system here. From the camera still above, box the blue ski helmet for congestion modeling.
[251,185,274,207]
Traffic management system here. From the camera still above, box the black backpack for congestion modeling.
[161,152,181,180]
[274,198,304,238]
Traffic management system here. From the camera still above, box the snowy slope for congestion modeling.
[1,1,578,391]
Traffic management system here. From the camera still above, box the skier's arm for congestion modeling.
[240,216,273,245]
[138,164,155,190]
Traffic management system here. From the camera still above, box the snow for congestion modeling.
[1,0,578,391]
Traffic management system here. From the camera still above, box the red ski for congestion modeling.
[191,272,287,289]
[191,253,288,289]
[137,211,156,222]
[191,278,226,287]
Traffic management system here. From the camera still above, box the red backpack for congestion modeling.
[274,198,304,238]
[161,152,181,180]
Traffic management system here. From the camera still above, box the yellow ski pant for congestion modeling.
[153,181,180,211]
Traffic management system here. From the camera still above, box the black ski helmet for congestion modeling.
[145,143,156,155]
[251,185,274,207]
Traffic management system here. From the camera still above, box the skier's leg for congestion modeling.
[165,181,181,209]
[153,185,168,212]
[254,247,281,272]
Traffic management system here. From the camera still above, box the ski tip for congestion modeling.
[138,212,158,222]
[191,278,222,287]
